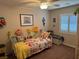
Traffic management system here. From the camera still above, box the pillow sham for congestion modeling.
[26,30,39,39]
[15,29,23,36]
[10,36,18,44]
[16,36,26,42]
[41,32,50,39]
[26,27,39,38]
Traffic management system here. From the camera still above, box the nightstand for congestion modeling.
[0,44,7,59]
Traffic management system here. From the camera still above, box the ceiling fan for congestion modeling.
[20,0,59,9]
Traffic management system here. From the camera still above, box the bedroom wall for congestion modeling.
[0,5,49,54]
[49,5,79,48]
[0,5,49,44]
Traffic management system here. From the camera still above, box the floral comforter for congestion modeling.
[26,38,52,55]
[14,38,52,59]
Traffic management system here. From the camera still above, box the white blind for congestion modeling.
[60,15,77,33]
[69,15,77,32]
[60,16,68,32]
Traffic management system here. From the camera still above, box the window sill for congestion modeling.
[60,32,77,35]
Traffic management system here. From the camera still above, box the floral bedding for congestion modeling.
[9,27,52,59]
[26,38,52,55]
[13,37,52,59]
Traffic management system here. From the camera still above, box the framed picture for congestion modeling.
[20,14,33,26]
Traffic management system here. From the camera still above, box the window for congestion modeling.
[60,16,68,32]
[60,15,77,33]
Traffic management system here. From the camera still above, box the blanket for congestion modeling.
[14,42,30,59]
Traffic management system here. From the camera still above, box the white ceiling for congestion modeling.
[48,0,79,10]
[0,0,79,10]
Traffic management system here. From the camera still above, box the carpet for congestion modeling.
[8,44,75,59]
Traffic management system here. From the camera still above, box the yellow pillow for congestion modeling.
[26,27,39,38]
[32,27,39,32]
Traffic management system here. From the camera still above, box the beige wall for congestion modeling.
[0,5,49,44]
[49,5,79,47]
[0,5,49,54]
[0,3,78,53]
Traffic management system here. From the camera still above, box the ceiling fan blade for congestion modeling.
[16,0,59,7]
[21,0,59,5]
[19,0,39,2]
[47,0,59,2]
[22,2,39,4]
[38,0,58,2]
[17,1,40,7]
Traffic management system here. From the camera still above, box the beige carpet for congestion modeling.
[28,44,75,59]
[8,44,75,59]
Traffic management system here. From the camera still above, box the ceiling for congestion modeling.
[0,0,79,10]
[48,0,79,10]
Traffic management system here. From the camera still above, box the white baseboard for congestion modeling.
[63,43,76,48]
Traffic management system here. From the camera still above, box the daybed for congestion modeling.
[9,27,52,59]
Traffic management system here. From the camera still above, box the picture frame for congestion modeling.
[20,14,33,26]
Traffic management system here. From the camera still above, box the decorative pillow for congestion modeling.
[26,29,32,38]
[10,36,18,44]
[16,36,25,42]
[15,29,23,36]
[41,32,50,39]
[26,27,39,38]
[32,27,39,32]
[15,29,26,42]
[31,32,39,38]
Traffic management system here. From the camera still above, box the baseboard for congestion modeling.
[63,43,76,48]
